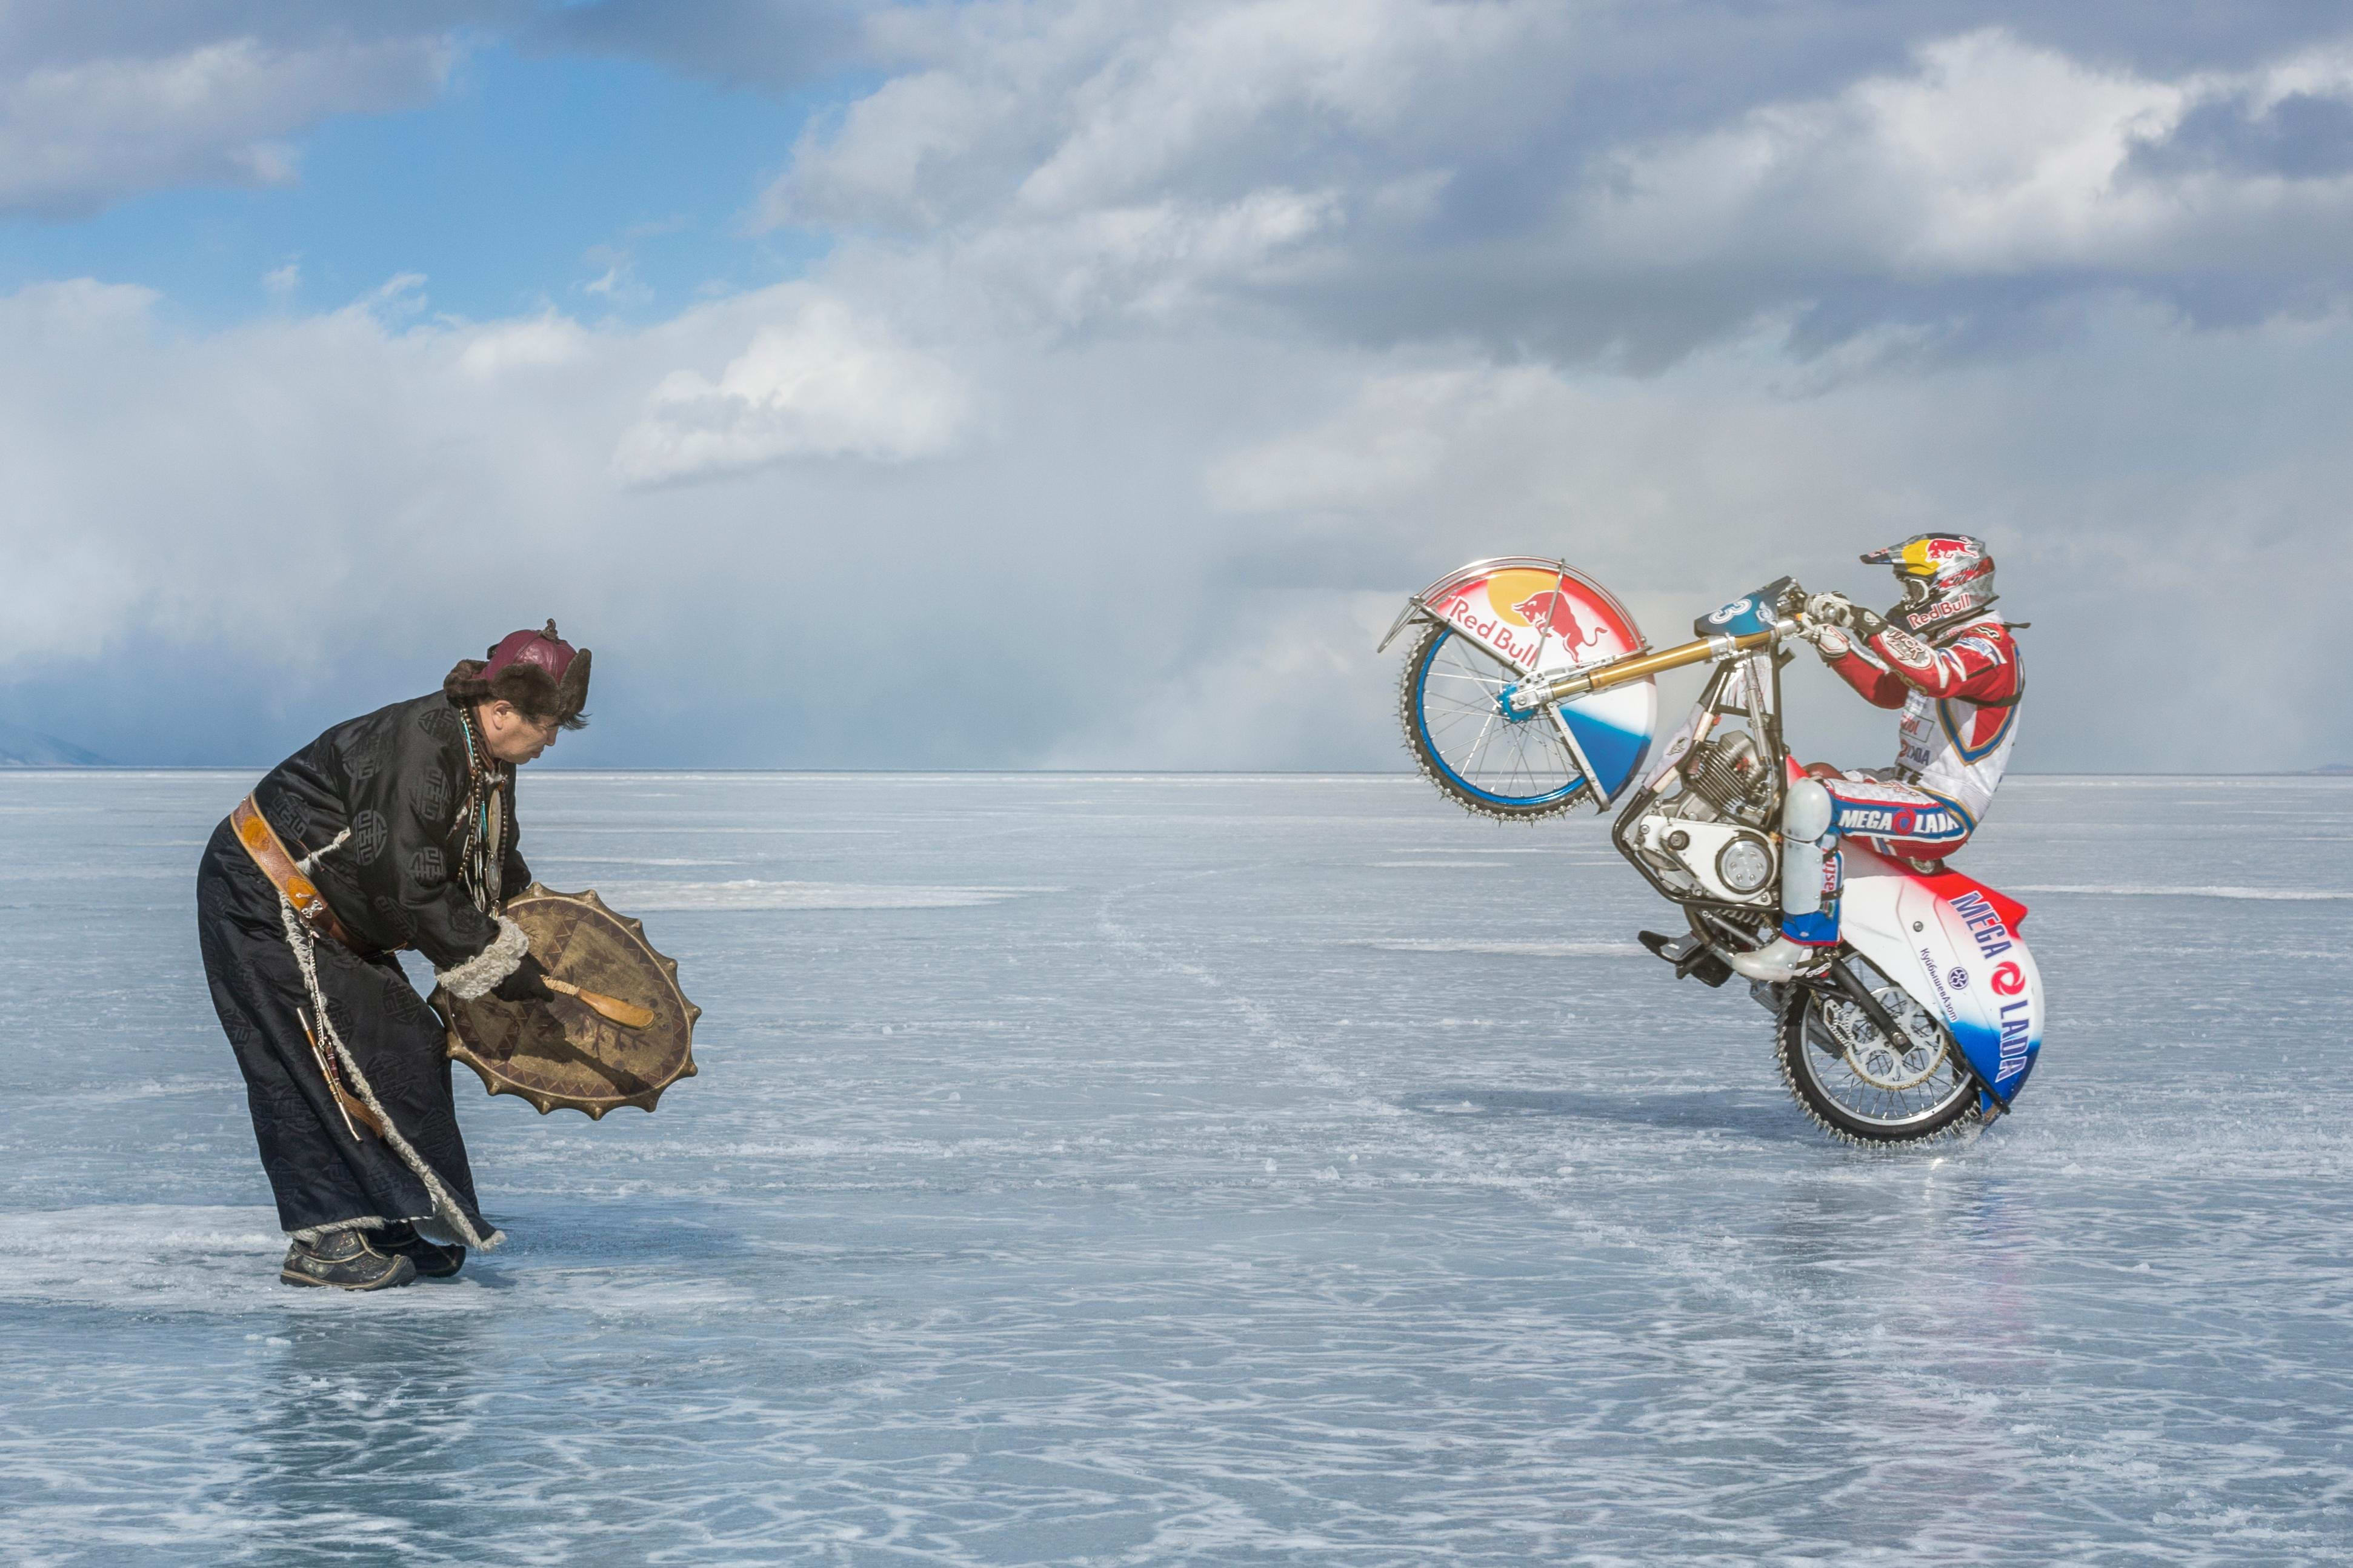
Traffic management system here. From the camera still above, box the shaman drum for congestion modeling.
[436,885,700,1118]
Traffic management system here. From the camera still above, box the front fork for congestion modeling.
[1780,950,2011,1119]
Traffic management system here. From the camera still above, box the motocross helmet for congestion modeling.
[1861,533,1996,641]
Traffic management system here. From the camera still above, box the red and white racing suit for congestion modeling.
[1814,610,2022,863]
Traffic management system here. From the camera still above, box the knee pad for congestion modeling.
[1782,778,1832,843]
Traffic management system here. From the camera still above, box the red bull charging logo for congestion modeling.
[1433,568,1632,670]
[1510,590,1603,651]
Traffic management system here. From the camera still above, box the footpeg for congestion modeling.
[1637,929,1734,988]
[1637,928,1692,962]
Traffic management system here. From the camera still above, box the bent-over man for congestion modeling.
[196,622,588,1289]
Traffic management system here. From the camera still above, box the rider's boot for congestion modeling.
[1725,933,1821,982]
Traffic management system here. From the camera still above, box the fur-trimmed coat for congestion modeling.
[197,691,530,1246]
[253,691,531,998]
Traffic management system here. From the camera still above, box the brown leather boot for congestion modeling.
[281,1230,417,1290]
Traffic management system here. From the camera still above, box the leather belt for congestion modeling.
[231,794,368,954]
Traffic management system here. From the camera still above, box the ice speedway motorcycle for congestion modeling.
[1379,560,2044,1143]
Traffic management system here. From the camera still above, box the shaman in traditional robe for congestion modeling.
[197,627,589,1258]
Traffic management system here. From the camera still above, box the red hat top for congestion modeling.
[445,619,591,728]
[484,620,580,683]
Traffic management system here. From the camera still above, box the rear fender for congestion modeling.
[1835,843,2045,1108]
[1383,556,1658,805]
[1380,557,1644,665]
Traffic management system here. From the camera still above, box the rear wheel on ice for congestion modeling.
[1776,958,1978,1143]
[1399,622,1590,820]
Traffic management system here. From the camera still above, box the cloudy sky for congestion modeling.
[2,1,2349,770]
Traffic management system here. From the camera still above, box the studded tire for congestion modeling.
[1774,978,1981,1145]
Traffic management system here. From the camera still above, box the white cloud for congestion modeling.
[0,34,458,215]
[9,7,2353,773]
[1206,366,1559,514]
[1003,0,1540,216]
[0,279,614,673]
[759,0,1550,332]
[1039,590,1409,769]
[947,187,1345,328]
[611,295,970,483]
[772,0,1545,225]
[1578,30,2353,281]
[757,7,2353,364]
[457,314,592,378]
[4,262,2352,770]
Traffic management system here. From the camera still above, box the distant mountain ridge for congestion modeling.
[0,721,111,766]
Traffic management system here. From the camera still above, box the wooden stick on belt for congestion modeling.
[230,794,365,952]
[298,1008,385,1140]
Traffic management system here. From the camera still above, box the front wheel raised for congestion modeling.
[1398,622,1590,820]
[1776,962,1979,1143]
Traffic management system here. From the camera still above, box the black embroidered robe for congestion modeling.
[196,692,531,1245]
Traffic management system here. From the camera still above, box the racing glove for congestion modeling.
[493,951,556,1005]
[1805,593,1855,657]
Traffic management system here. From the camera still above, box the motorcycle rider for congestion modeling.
[1734,534,2023,981]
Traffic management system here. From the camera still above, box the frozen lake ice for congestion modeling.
[2,769,2349,1564]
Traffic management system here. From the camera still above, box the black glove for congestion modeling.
[493,951,555,1005]
[1849,605,1888,640]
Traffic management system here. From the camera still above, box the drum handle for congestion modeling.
[545,977,656,1029]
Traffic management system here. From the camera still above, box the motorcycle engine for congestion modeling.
[1626,728,1781,907]
[1682,733,1771,826]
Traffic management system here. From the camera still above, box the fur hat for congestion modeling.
[443,620,591,729]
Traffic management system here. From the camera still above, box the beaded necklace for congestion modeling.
[454,707,507,914]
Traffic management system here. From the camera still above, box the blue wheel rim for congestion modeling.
[1412,628,1589,808]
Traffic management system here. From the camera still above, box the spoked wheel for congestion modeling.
[1776,955,1979,1143]
[1399,622,1590,820]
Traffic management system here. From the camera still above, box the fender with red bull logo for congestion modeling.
[1379,557,1659,804]
[1834,843,2045,1109]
